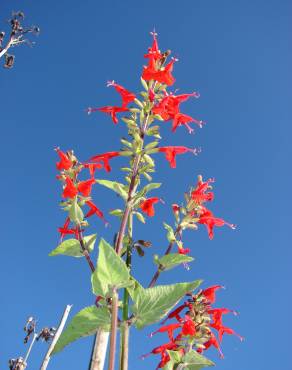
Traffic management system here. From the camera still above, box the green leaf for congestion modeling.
[163,223,176,243]
[182,351,214,370]
[49,234,97,257]
[52,306,110,355]
[96,179,128,200]
[132,280,202,329]
[69,198,84,224]
[156,253,194,271]
[141,77,149,91]
[91,239,131,297]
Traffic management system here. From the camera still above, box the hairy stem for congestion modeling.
[40,304,72,370]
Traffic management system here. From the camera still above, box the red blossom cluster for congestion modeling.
[172,176,235,248]
[143,285,242,369]
[55,148,117,239]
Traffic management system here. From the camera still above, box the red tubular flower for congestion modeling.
[83,163,103,178]
[159,146,198,168]
[172,113,204,134]
[55,148,72,171]
[77,178,95,197]
[149,323,181,341]
[178,247,191,255]
[201,285,223,304]
[153,92,199,121]
[144,30,162,61]
[107,80,136,107]
[140,197,160,217]
[161,303,188,324]
[142,58,176,86]
[85,200,106,223]
[198,207,235,240]
[62,177,78,198]
[88,151,120,172]
[58,217,75,240]
[198,332,224,359]
[208,308,238,327]
[87,106,129,124]
[181,316,196,336]
[216,326,243,342]
[191,178,215,204]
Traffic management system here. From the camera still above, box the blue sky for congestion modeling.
[1,0,291,369]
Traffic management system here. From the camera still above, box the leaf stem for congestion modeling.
[148,226,182,288]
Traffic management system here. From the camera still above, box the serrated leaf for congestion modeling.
[163,223,176,243]
[96,179,128,200]
[69,198,84,224]
[49,234,97,257]
[132,280,202,329]
[52,306,110,355]
[183,351,214,369]
[156,253,194,271]
[91,239,131,297]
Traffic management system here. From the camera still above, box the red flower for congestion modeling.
[159,146,198,168]
[172,113,204,134]
[99,106,129,124]
[77,179,95,197]
[85,200,107,224]
[198,332,224,359]
[191,178,214,204]
[107,80,136,107]
[198,207,235,240]
[161,303,188,324]
[144,30,162,62]
[140,197,160,217]
[208,308,237,327]
[83,163,103,178]
[201,285,223,304]
[181,316,196,336]
[149,323,181,341]
[88,151,120,172]
[62,177,78,198]
[58,217,75,241]
[55,148,72,171]
[142,58,176,86]
[153,92,199,121]
[178,246,190,255]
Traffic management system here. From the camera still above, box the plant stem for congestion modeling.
[20,332,37,369]
[107,289,118,370]
[40,304,72,370]
[148,226,181,288]
[119,214,133,370]
[77,226,95,273]
[0,37,13,59]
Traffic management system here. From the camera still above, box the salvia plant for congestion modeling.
[44,31,242,370]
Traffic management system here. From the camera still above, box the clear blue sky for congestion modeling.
[1,0,291,369]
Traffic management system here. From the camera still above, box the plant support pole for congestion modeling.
[40,304,72,370]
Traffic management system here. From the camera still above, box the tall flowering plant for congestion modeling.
[49,31,242,370]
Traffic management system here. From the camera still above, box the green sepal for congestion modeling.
[140,77,149,91]
[155,253,194,271]
[163,223,176,242]
[133,211,146,224]
[49,234,97,257]
[91,239,132,298]
[109,209,123,217]
[52,306,110,355]
[96,179,128,200]
[69,198,84,224]
[131,280,202,329]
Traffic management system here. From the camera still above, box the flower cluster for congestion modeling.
[143,285,242,369]
[55,148,119,240]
